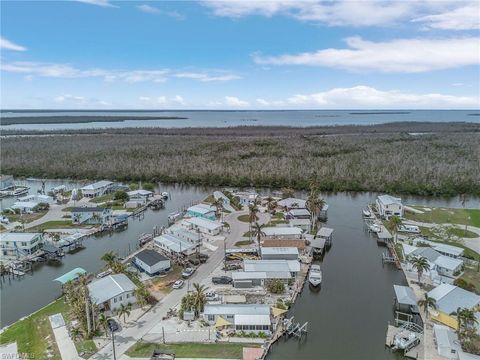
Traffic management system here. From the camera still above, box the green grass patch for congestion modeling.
[89,193,115,203]
[30,220,74,231]
[75,339,97,358]
[447,227,478,239]
[405,207,480,227]
[272,212,284,219]
[62,207,74,212]
[203,194,215,204]
[237,214,253,223]
[0,297,70,359]
[459,266,480,294]
[126,341,260,359]
[6,210,47,224]
[235,240,252,247]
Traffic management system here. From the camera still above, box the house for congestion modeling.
[168,226,203,245]
[234,191,258,206]
[277,198,306,210]
[186,204,217,221]
[80,180,113,198]
[0,175,14,190]
[11,201,39,213]
[127,190,153,205]
[376,195,403,219]
[261,247,298,260]
[71,207,112,225]
[410,246,463,278]
[19,194,54,204]
[213,191,236,212]
[262,239,306,250]
[288,218,311,232]
[203,304,272,334]
[316,227,334,247]
[87,274,137,311]
[433,324,461,359]
[133,249,171,275]
[262,226,303,240]
[433,243,464,259]
[0,232,44,258]
[185,217,223,236]
[154,233,197,256]
[286,208,310,219]
[428,284,480,330]
[232,270,292,288]
[243,259,300,276]
[318,204,329,221]
[393,285,421,324]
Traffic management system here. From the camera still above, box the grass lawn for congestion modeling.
[62,207,74,212]
[30,220,76,231]
[460,266,480,294]
[90,193,115,203]
[0,297,70,359]
[235,240,252,247]
[203,194,215,204]
[75,339,97,358]
[126,341,260,359]
[447,227,478,238]
[6,210,47,224]
[237,214,253,223]
[406,206,480,227]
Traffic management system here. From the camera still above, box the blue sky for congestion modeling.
[1,0,479,109]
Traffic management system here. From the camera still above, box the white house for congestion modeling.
[11,201,39,213]
[277,198,306,210]
[376,195,403,219]
[134,249,171,275]
[168,226,203,245]
[434,256,463,278]
[286,208,310,219]
[87,274,137,311]
[127,189,153,205]
[288,218,311,232]
[203,304,272,334]
[262,226,303,240]
[243,259,300,276]
[261,247,298,260]
[154,233,197,256]
[432,243,464,259]
[18,194,55,204]
[234,191,258,206]
[185,217,223,236]
[80,180,113,198]
[0,232,44,258]
[433,324,461,359]
[71,207,112,225]
[186,204,217,221]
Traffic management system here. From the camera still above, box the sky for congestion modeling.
[1,0,479,109]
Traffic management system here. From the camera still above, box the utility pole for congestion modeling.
[111,330,116,360]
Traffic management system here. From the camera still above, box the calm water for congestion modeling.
[1,110,479,130]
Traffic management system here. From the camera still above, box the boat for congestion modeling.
[368,223,381,233]
[161,191,169,199]
[168,211,182,224]
[362,208,372,218]
[96,270,112,279]
[392,329,420,351]
[308,264,322,287]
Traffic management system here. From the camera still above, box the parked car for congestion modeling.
[107,319,119,333]
[212,276,232,285]
[205,291,220,301]
[172,280,184,289]
[0,216,9,224]
[182,267,195,278]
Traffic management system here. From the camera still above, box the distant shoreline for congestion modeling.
[0,115,188,126]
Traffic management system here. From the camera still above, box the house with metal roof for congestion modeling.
[428,284,480,330]
[376,194,403,219]
[80,180,113,198]
[127,189,153,205]
[185,217,223,235]
[286,208,310,219]
[409,246,463,278]
[203,304,272,334]
[433,243,464,259]
[433,324,462,359]
[233,191,258,206]
[243,259,300,275]
[168,226,203,245]
[288,218,311,232]
[393,285,421,325]
[0,232,44,258]
[261,247,298,260]
[262,226,303,239]
[187,204,217,221]
[71,207,112,225]
[277,198,306,210]
[134,249,171,275]
[87,274,137,311]
[11,201,39,213]
[154,233,197,255]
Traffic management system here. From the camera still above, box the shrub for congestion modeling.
[268,280,285,294]
[113,190,129,202]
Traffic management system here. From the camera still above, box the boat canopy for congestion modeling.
[54,267,87,284]
[215,316,232,328]
[272,307,288,317]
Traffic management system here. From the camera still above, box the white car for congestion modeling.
[205,291,220,301]
[172,280,184,289]
[0,216,9,224]
[182,267,195,278]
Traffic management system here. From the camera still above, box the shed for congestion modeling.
[134,249,171,275]
[54,267,87,284]
[393,285,419,314]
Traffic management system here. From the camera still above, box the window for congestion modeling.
[119,296,122,301]
[207,315,215,322]
[114,298,117,303]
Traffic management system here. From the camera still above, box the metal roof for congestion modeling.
[377,195,402,205]
[428,284,480,315]
[263,227,302,236]
[135,249,169,266]
[235,314,271,326]
[0,232,41,243]
[54,267,87,284]
[310,238,326,249]
[434,256,463,271]
[277,198,306,208]
[187,205,216,215]
[88,274,137,305]
[412,247,441,263]
[81,180,113,191]
[289,218,311,226]
[71,207,107,213]
[432,243,464,257]
[232,271,267,280]
[154,233,194,253]
[393,285,417,306]
[288,208,310,216]
[261,247,298,255]
[203,304,270,316]
[127,190,153,197]
[433,324,461,355]
[317,227,334,238]
[186,217,223,230]
[243,259,300,273]
[12,201,38,208]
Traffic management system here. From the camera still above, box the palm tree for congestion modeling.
[117,303,132,322]
[305,186,325,233]
[101,251,117,268]
[409,256,430,284]
[111,261,127,274]
[97,313,109,335]
[386,216,402,243]
[134,286,150,309]
[251,222,266,254]
[248,204,259,242]
[71,326,83,341]
[417,293,437,319]
[265,196,277,213]
[212,198,223,221]
[456,307,478,339]
[78,275,92,337]
[191,283,207,317]
[460,194,470,237]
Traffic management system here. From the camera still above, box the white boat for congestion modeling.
[161,191,169,199]
[369,224,381,233]
[308,264,322,287]
[362,208,372,218]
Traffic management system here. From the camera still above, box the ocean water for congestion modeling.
[1,109,479,130]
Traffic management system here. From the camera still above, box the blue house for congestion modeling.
[71,207,112,225]
[186,204,217,221]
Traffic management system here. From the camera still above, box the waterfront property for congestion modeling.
[0,175,14,190]
[234,191,258,206]
[0,232,44,258]
[127,189,153,205]
[428,283,480,330]
[202,304,272,334]
[286,208,310,220]
[185,217,223,235]
[376,195,403,219]
[243,259,300,276]
[288,218,311,232]
[262,227,303,240]
[154,233,197,256]
[80,180,113,198]
[168,226,203,245]
[71,207,112,225]
[432,243,464,259]
[277,198,307,210]
[316,227,334,247]
[213,191,235,212]
[133,249,171,276]
[18,194,55,204]
[260,247,298,260]
[433,324,461,359]
[186,204,217,221]
[409,246,464,279]
[87,274,137,311]
[11,201,38,213]
[393,285,421,325]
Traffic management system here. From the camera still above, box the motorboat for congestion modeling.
[308,264,322,287]
[161,192,169,199]
[362,208,373,218]
[392,329,421,351]
[368,223,381,233]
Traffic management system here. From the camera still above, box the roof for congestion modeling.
[154,233,195,253]
[232,271,267,280]
[169,227,202,241]
[12,201,38,208]
[393,285,417,306]
[412,247,441,263]
[434,256,463,271]
[54,267,87,284]
[204,304,270,316]
[433,324,461,354]
[310,238,326,249]
[127,189,153,197]
[432,243,464,257]
[81,180,113,191]
[88,274,137,305]
[71,207,106,213]
[235,314,270,326]
[262,239,306,250]
[277,198,306,208]
[0,232,41,243]
[289,218,311,226]
[317,227,334,238]
[187,204,216,215]
[428,284,480,315]
[377,195,402,206]
[288,208,310,217]
[262,227,302,236]
[243,259,300,273]
[261,247,298,256]
[186,217,223,230]
[135,249,169,266]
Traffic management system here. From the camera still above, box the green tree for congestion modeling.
[248,204,259,242]
[191,283,207,317]
[117,303,132,322]
[386,215,402,243]
[101,251,117,268]
[281,188,295,199]
[409,256,430,283]
[113,190,129,202]
[456,307,478,340]
[268,280,285,294]
[251,222,266,254]
[212,198,223,220]
[417,293,437,319]
[134,285,150,309]
[142,182,155,192]
[129,183,139,191]
[97,313,109,334]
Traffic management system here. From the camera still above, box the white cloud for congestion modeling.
[175,72,241,82]
[253,36,480,73]
[53,94,110,107]
[0,37,27,51]
[256,98,270,106]
[137,4,160,13]
[139,95,186,107]
[224,96,249,107]
[76,0,117,8]
[413,3,480,30]
[284,85,479,109]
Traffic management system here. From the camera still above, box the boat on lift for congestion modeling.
[362,208,373,218]
[308,264,322,287]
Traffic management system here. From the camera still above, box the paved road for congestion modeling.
[92,208,270,360]
[25,198,90,229]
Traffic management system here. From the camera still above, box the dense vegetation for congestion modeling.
[2,122,479,196]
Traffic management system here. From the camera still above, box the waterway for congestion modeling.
[1,182,478,359]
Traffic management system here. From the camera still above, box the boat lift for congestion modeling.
[283,316,308,339]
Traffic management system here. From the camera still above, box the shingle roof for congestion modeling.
[135,249,169,266]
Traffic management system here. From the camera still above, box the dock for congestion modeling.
[386,323,424,359]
